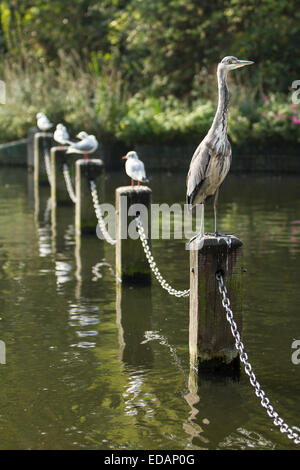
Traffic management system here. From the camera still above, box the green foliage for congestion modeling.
[252,95,300,143]
[0,0,299,149]
[0,51,128,142]
[1,1,299,96]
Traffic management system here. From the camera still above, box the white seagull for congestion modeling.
[66,133,98,160]
[122,151,148,187]
[36,112,53,132]
[54,123,71,145]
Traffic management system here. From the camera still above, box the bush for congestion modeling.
[117,95,215,145]
[0,54,299,151]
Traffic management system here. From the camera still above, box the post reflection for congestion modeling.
[74,231,105,300]
[183,365,248,449]
[116,283,154,369]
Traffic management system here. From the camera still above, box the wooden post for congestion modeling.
[33,132,53,185]
[189,234,243,374]
[50,146,74,207]
[116,186,152,284]
[75,159,104,235]
[27,126,38,168]
[74,228,105,300]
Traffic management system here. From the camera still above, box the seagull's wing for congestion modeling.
[63,129,70,141]
[67,138,95,153]
[186,142,211,208]
[125,159,142,180]
[132,160,146,181]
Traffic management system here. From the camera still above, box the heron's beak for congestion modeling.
[236,60,254,68]
[122,156,127,160]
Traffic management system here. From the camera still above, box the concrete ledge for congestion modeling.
[0,139,27,166]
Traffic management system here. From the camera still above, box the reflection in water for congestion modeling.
[116,284,154,368]
[0,169,299,449]
[218,427,275,450]
[141,330,187,379]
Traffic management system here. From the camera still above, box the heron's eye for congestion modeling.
[228,59,233,64]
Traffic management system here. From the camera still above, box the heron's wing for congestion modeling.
[186,143,211,208]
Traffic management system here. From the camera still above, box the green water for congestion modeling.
[0,167,299,450]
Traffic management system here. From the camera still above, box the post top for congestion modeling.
[186,233,243,251]
[51,145,69,152]
[116,185,152,194]
[76,158,104,167]
[34,132,53,138]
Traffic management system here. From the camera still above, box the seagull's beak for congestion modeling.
[236,60,254,68]
[122,156,127,160]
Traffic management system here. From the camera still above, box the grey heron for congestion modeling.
[186,56,254,236]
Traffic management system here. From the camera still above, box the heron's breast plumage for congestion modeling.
[187,138,231,207]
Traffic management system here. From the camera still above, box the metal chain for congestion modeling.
[90,180,116,246]
[44,149,52,185]
[63,163,77,204]
[216,272,300,446]
[136,216,190,297]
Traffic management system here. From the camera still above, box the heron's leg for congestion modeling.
[138,180,141,187]
[213,188,219,236]
[131,178,134,187]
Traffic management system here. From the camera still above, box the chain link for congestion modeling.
[90,180,116,246]
[44,149,52,185]
[63,163,77,204]
[216,272,300,446]
[136,216,190,297]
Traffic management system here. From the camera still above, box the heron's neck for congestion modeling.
[211,67,229,136]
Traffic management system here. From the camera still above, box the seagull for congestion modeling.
[66,134,98,160]
[36,112,53,132]
[122,151,148,187]
[54,123,71,145]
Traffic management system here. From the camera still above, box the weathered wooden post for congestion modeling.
[27,127,38,168]
[75,159,104,235]
[189,234,243,374]
[116,186,152,284]
[33,132,53,185]
[50,146,75,207]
